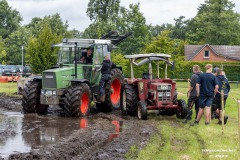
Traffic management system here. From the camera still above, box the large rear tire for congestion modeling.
[176,99,187,119]
[125,83,138,116]
[22,81,48,114]
[100,68,124,112]
[64,83,91,117]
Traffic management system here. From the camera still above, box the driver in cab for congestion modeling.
[80,48,93,64]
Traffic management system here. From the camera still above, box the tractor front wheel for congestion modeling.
[137,101,147,120]
[64,83,91,117]
[22,81,48,114]
[176,99,187,119]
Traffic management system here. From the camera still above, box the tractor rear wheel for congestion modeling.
[176,99,187,119]
[22,81,48,114]
[125,83,138,116]
[137,101,147,120]
[64,83,91,117]
[100,68,124,112]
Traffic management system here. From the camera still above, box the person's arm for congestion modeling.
[196,84,200,97]
[112,62,116,68]
[214,77,219,96]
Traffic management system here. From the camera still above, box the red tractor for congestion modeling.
[122,54,187,120]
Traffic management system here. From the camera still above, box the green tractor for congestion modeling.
[22,31,131,117]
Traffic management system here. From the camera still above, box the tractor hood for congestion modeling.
[42,65,88,89]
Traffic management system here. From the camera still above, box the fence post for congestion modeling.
[238,100,240,151]
[221,90,224,135]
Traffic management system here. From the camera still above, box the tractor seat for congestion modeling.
[142,72,153,79]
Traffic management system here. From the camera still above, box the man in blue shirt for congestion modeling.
[191,64,219,125]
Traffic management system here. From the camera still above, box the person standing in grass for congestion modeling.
[213,68,230,125]
[183,65,202,123]
[191,64,219,126]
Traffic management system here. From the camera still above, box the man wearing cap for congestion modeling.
[191,64,219,126]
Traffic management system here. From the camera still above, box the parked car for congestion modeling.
[22,65,32,77]
[0,65,5,75]
[2,65,21,76]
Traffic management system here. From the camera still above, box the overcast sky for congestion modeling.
[7,0,240,32]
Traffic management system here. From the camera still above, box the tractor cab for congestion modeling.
[123,53,187,120]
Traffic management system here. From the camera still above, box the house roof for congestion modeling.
[185,44,240,61]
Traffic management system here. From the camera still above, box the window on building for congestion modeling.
[204,50,210,58]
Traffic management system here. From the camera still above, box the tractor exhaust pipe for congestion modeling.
[74,42,77,79]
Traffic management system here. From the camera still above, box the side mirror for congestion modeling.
[171,61,175,70]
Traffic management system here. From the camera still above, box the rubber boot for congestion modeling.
[183,109,192,123]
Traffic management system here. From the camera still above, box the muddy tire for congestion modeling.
[176,99,187,119]
[100,68,124,112]
[120,88,127,116]
[125,83,138,116]
[22,81,48,114]
[137,101,147,120]
[64,83,91,117]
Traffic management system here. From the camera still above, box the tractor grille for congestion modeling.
[43,72,57,88]
[158,84,172,101]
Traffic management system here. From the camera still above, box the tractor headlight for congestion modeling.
[41,89,45,95]
[52,90,57,95]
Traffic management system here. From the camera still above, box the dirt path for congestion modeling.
[0,94,157,160]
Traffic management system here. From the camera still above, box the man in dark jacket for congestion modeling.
[213,68,230,124]
[99,55,116,102]
[183,65,202,123]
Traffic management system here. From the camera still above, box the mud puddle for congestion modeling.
[0,110,92,158]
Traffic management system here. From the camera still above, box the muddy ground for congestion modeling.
[0,94,158,160]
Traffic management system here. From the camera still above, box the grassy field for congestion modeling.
[127,81,240,160]
[0,82,18,96]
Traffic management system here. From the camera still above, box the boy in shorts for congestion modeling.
[191,64,219,126]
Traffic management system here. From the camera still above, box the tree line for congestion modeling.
[0,0,240,74]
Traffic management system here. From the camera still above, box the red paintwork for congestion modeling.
[126,78,177,110]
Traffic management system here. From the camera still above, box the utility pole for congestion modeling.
[21,45,24,70]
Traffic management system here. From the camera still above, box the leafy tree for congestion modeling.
[26,25,61,74]
[171,16,188,40]
[0,0,22,39]
[4,27,31,65]
[25,13,69,37]
[87,0,120,22]
[0,36,6,64]
[149,24,173,37]
[117,3,151,54]
[186,0,240,45]
[84,2,151,55]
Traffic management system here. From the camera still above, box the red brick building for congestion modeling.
[184,44,240,62]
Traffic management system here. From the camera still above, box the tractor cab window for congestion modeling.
[59,47,73,64]
[95,45,103,65]
[103,45,110,58]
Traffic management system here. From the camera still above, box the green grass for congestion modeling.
[0,82,18,96]
[126,81,240,160]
